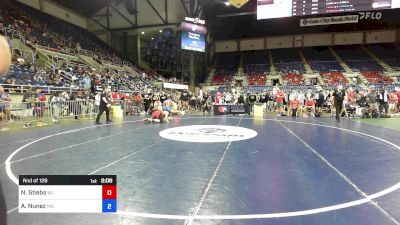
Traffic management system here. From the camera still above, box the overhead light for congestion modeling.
[151,38,154,40]
[141,31,145,34]
[159,30,163,33]
[225,1,231,6]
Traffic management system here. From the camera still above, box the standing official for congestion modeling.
[0,34,11,225]
[95,87,112,124]
[333,85,346,122]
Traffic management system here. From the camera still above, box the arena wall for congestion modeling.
[303,33,333,47]
[17,0,88,29]
[213,29,398,52]
[17,0,40,10]
[333,32,363,45]
[239,38,264,51]
[365,30,397,44]
[215,40,238,52]
[266,36,293,49]
[42,0,87,29]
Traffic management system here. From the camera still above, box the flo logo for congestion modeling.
[359,12,382,20]
[159,125,257,143]
[218,106,228,113]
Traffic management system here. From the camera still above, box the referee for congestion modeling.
[95,87,112,125]
[0,34,11,225]
[333,85,346,122]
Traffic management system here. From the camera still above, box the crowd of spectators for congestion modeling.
[206,85,400,118]
[0,2,175,93]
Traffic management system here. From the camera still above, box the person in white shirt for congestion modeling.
[298,91,305,107]
[289,90,298,101]
[94,91,101,113]
[225,92,233,104]
[50,92,66,122]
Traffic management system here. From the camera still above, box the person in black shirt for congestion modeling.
[378,89,390,116]
[159,93,168,103]
[248,92,257,104]
[248,92,257,114]
[180,90,190,111]
[142,93,152,113]
[266,91,275,112]
[259,92,267,104]
[333,86,346,122]
[237,93,245,104]
[315,90,325,116]
[95,88,112,124]
[152,93,159,106]
[202,92,211,114]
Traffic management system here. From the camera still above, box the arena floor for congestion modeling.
[1,115,400,225]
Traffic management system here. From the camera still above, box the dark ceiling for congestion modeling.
[52,0,123,16]
[203,0,256,16]
[51,0,255,17]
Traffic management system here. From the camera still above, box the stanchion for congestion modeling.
[111,105,123,118]
[253,103,264,118]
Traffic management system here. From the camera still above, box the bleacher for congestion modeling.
[3,65,35,85]
[302,47,344,72]
[279,84,318,92]
[333,45,383,72]
[0,3,162,92]
[361,71,393,84]
[246,84,317,93]
[243,50,269,73]
[322,84,362,91]
[368,44,400,71]
[320,72,348,85]
[283,73,303,85]
[247,74,266,86]
[243,51,268,86]
[213,52,240,84]
[370,83,400,91]
[271,48,305,74]
[345,60,383,72]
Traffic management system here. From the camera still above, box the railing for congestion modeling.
[0,84,79,94]
[79,49,92,57]
[14,48,36,64]
[0,99,134,131]
[0,101,51,131]
[0,84,156,95]
[0,25,23,40]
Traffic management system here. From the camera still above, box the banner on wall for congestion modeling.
[300,15,359,27]
[163,83,188,90]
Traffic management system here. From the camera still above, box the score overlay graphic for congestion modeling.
[19,175,117,213]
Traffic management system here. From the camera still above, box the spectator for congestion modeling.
[0,86,12,124]
[389,90,398,115]
[22,87,36,128]
[367,89,379,113]
[289,95,302,117]
[50,92,65,122]
[333,86,346,122]
[275,88,285,116]
[378,89,390,116]
[94,91,101,113]
[304,97,316,117]
[315,90,325,116]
